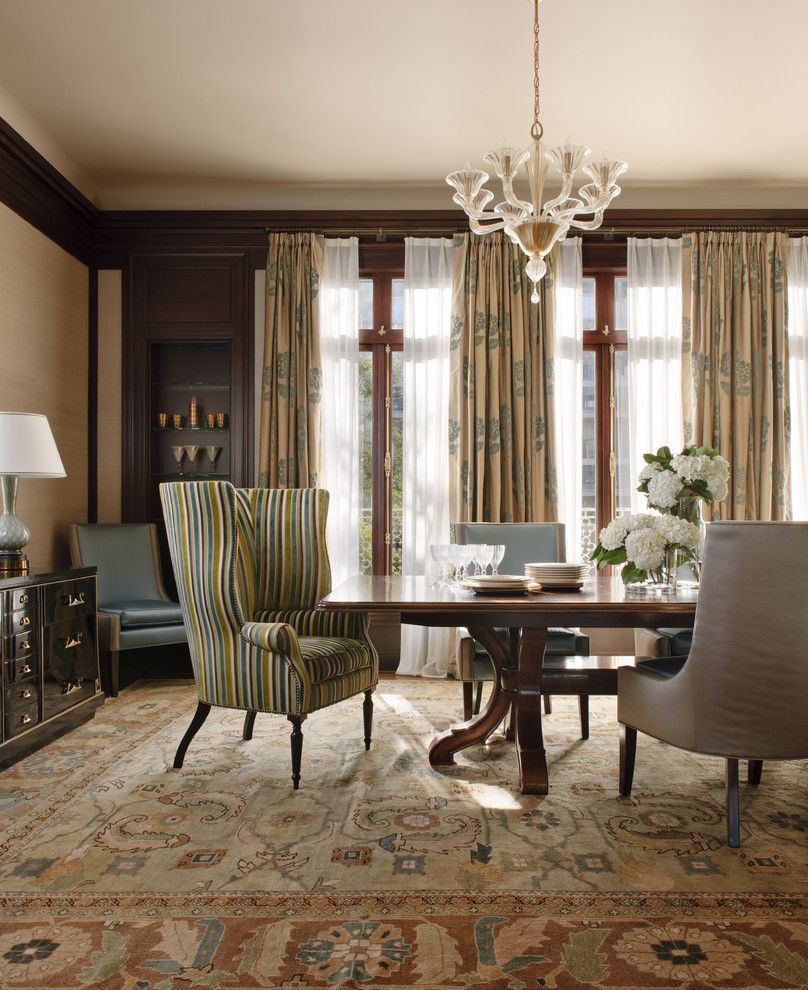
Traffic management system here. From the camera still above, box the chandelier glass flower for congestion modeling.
[446,0,627,302]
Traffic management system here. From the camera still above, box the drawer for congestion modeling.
[6,605,37,637]
[44,578,95,624]
[5,654,38,683]
[11,587,35,612]
[4,699,39,738]
[5,681,38,709]
[7,629,37,661]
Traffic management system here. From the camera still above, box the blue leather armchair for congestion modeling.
[69,523,187,696]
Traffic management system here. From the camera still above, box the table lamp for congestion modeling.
[0,412,66,576]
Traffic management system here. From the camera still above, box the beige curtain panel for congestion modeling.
[449,231,558,523]
[681,230,790,519]
[258,232,323,488]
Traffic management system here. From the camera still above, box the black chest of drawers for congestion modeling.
[1,567,102,765]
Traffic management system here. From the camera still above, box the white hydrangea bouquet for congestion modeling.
[591,444,729,585]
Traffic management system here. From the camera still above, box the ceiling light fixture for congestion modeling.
[446,0,627,302]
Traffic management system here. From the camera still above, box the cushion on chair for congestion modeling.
[656,628,693,655]
[102,600,184,628]
[298,636,373,682]
[636,655,688,678]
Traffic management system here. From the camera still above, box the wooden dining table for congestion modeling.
[317,575,698,794]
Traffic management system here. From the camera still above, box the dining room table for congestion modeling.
[317,575,698,794]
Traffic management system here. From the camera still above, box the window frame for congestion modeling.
[583,269,628,539]
[359,258,404,575]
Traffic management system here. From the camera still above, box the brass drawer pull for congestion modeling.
[19,616,30,627]
[60,633,84,650]
[19,593,29,605]
[18,689,32,700]
[19,714,32,726]
[20,663,32,675]
[61,592,86,608]
[19,638,30,651]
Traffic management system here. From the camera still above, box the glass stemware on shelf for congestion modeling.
[205,446,221,472]
[184,445,199,476]
[170,445,185,476]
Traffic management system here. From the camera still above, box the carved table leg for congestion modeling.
[429,626,512,766]
[514,626,549,794]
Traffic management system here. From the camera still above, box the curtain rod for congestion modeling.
[265,224,808,240]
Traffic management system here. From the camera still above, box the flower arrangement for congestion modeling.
[591,444,729,585]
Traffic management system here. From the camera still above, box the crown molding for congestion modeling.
[0,116,98,263]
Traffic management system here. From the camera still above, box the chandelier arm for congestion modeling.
[541,174,575,213]
[544,199,585,221]
[469,217,507,235]
[567,214,607,231]
[501,177,534,213]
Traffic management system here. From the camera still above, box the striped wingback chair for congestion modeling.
[160,481,378,788]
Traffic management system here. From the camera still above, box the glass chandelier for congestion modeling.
[446,0,627,302]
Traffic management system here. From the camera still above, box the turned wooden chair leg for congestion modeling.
[462,682,474,721]
[473,681,484,715]
[748,759,763,786]
[726,758,741,847]
[243,710,257,741]
[363,689,373,750]
[173,702,211,768]
[619,723,637,797]
[288,715,305,789]
[543,694,553,714]
[578,695,590,740]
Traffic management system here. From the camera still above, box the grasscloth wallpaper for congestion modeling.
[0,203,89,571]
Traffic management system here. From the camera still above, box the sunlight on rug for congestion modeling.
[0,678,806,988]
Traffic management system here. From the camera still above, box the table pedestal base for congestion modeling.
[428,625,549,795]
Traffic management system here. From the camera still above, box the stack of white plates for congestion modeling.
[524,562,589,589]
[460,574,541,595]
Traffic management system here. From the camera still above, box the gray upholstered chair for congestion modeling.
[69,523,187,697]
[618,521,808,848]
[453,522,590,730]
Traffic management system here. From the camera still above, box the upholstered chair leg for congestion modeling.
[173,702,211,769]
[726,758,741,847]
[473,681,483,715]
[619,723,637,797]
[543,695,552,714]
[462,682,473,721]
[288,715,305,789]
[243,711,257,741]
[578,695,590,740]
[747,760,763,786]
[363,689,373,750]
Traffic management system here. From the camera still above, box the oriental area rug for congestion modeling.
[0,679,806,988]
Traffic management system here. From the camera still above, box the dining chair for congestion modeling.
[452,522,591,733]
[618,521,808,847]
[69,523,187,697]
[160,481,378,788]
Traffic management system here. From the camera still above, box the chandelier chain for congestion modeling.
[531,0,543,140]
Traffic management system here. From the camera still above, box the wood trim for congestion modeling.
[87,267,98,523]
[0,117,96,263]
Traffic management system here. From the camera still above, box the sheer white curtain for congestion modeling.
[554,238,583,561]
[398,237,454,676]
[320,238,360,586]
[627,237,683,510]
[788,238,808,520]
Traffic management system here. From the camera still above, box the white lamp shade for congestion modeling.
[0,412,66,477]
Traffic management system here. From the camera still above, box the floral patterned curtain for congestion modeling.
[449,231,558,523]
[258,232,323,487]
[681,230,790,519]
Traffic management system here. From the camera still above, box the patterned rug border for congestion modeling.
[2,890,805,920]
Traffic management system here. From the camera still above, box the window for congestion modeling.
[358,268,404,574]
[581,272,629,561]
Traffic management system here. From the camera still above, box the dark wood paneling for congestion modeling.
[143,264,234,325]
[0,117,96,264]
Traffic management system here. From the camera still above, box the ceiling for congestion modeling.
[0,0,807,211]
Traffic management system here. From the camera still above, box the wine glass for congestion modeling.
[455,544,475,583]
[429,544,448,588]
[476,543,495,576]
[205,446,221,473]
[492,544,506,575]
[170,445,185,476]
[184,445,199,476]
